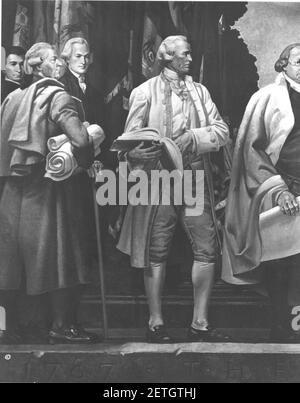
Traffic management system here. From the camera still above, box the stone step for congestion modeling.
[78,289,271,330]
[1,332,300,383]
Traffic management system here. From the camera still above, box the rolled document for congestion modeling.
[45,124,105,182]
[47,135,69,152]
[45,141,78,181]
[260,196,300,261]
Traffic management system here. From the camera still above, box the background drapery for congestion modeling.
[1,0,259,293]
[2,0,258,138]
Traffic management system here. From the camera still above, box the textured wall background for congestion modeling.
[234,2,300,88]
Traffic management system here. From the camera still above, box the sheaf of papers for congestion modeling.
[260,196,300,261]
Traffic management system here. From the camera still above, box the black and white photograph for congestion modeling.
[1,0,300,385]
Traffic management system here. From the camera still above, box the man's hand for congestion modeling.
[277,191,300,216]
[173,131,193,154]
[127,142,162,163]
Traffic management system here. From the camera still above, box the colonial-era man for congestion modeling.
[117,36,230,342]
[222,43,300,342]
[0,42,101,344]
[1,46,25,103]
[60,37,104,126]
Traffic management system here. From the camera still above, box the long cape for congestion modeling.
[222,74,295,285]
[0,78,65,176]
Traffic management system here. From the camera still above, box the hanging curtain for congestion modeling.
[141,1,183,80]
[2,0,18,51]
[53,0,95,52]
[12,0,32,49]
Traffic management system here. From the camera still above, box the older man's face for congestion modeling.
[68,43,90,75]
[285,46,300,84]
[40,49,61,79]
[168,40,192,75]
[5,54,24,82]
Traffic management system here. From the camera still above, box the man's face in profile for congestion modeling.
[40,49,61,79]
[55,58,66,80]
[5,53,24,82]
[285,46,300,84]
[168,40,192,76]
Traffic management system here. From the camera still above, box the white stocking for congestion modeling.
[191,261,215,330]
[144,262,167,330]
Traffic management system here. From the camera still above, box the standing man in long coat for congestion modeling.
[59,37,105,133]
[117,36,230,343]
[222,43,300,342]
[0,42,101,344]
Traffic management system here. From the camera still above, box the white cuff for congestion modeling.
[191,127,220,154]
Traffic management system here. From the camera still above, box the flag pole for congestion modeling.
[90,163,108,339]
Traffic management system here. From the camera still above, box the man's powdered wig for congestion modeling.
[275,43,300,72]
[60,37,90,62]
[157,35,189,67]
[24,42,54,75]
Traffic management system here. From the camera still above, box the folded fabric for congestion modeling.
[45,124,105,182]
[88,124,105,156]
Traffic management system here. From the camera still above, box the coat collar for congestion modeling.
[283,73,300,93]
[275,72,300,93]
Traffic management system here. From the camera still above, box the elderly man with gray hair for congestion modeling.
[0,42,101,344]
[222,43,300,343]
[117,35,230,343]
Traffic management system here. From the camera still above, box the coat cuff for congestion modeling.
[191,127,220,154]
[273,185,290,204]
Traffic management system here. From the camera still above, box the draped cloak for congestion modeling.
[0,78,97,295]
[222,73,297,285]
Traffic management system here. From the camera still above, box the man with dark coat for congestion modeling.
[59,38,104,126]
[1,46,26,103]
[0,42,101,344]
[59,38,111,168]
[222,43,300,342]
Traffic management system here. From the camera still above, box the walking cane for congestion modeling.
[90,161,108,339]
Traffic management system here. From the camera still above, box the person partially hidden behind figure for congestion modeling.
[222,43,300,343]
[0,42,102,344]
[116,35,231,343]
[1,46,26,103]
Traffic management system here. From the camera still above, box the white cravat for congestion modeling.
[163,68,189,100]
[78,74,86,94]
[163,68,191,131]
[70,68,86,94]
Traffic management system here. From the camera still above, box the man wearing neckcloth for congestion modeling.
[222,43,300,342]
[117,35,230,343]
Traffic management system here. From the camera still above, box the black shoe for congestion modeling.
[0,329,23,345]
[49,324,103,344]
[146,325,174,344]
[187,326,232,343]
[270,326,300,344]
